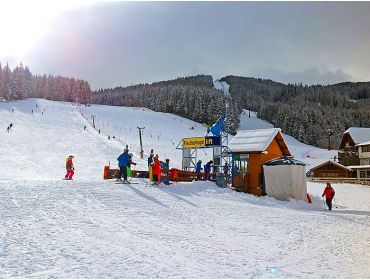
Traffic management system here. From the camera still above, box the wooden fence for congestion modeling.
[307,177,370,186]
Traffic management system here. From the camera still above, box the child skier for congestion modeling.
[64,155,75,180]
[322,182,336,210]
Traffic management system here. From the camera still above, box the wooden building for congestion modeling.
[229,128,291,196]
[309,161,353,178]
[338,127,370,166]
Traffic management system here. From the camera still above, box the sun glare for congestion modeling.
[0,0,97,61]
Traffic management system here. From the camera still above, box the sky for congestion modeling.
[1,1,370,90]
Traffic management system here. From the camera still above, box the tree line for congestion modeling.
[0,63,91,104]
[221,76,370,149]
[93,75,240,134]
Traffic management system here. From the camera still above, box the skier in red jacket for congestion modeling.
[322,182,335,210]
[152,155,161,185]
[64,155,75,180]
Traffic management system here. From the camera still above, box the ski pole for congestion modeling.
[333,198,337,208]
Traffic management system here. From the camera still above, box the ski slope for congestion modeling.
[0,99,370,278]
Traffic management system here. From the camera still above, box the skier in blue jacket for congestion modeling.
[196,160,202,173]
[204,160,213,180]
[117,149,130,182]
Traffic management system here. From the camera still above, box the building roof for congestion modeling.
[309,161,352,172]
[263,156,306,166]
[229,128,290,154]
[344,127,370,144]
[356,140,370,147]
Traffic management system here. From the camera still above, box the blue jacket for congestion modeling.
[205,162,212,173]
[117,152,130,167]
[148,156,153,166]
[196,162,202,173]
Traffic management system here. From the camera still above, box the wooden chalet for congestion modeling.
[229,128,291,196]
[338,127,370,166]
[309,161,353,178]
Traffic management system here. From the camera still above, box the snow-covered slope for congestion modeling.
[0,99,207,180]
[1,99,369,278]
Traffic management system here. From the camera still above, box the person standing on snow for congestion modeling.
[127,153,137,179]
[148,153,154,169]
[152,155,161,185]
[196,160,202,173]
[117,149,130,182]
[204,160,213,180]
[64,155,75,180]
[322,182,336,210]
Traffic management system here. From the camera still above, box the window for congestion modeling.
[361,145,370,153]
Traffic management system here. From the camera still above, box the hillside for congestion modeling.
[221,75,370,149]
[1,99,370,278]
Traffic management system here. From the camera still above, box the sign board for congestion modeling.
[182,148,191,168]
[182,136,221,149]
[213,146,222,156]
[205,136,221,147]
[183,137,205,149]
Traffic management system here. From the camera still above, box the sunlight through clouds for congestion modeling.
[0,0,97,59]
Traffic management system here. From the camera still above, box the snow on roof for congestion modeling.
[356,140,370,146]
[347,165,370,169]
[344,127,370,144]
[229,128,283,152]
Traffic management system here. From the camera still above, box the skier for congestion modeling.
[116,149,130,183]
[322,182,336,210]
[204,160,213,180]
[163,159,170,172]
[196,160,202,173]
[152,155,161,185]
[6,123,12,133]
[196,160,203,180]
[148,153,154,168]
[162,158,171,185]
[64,155,75,180]
[127,153,137,179]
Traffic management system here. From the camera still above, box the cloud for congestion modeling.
[252,67,353,85]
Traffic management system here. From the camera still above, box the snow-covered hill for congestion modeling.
[1,99,369,278]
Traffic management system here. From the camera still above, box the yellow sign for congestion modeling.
[183,137,205,148]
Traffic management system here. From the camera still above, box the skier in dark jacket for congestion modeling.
[204,160,213,180]
[117,149,130,182]
[196,160,202,173]
[322,182,336,210]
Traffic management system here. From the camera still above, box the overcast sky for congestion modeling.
[1,1,370,89]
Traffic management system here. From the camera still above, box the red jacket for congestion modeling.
[152,161,161,175]
[323,186,335,199]
[66,158,74,170]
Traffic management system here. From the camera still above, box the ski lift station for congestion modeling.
[228,128,308,201]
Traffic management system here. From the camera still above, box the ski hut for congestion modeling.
[262,157,307,201]
[308,161,353,178]
[229,128,291,195]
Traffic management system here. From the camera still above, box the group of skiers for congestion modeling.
[5,123,13,133]
[63,152,337,210]
[147,152,170,185]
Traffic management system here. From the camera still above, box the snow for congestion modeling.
[344,127,370,144]
[1,98,370,278]
[229,128,283,153]
[213,79,230,96]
